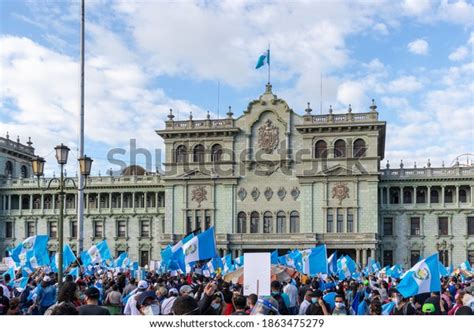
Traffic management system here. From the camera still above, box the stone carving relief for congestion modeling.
[291,187,300,200]
[332,182,349,205]
[251,187,260,201]
[257,119,279,153]
[191,185,207,207]
[277,187,286,201]
[264,187,273,201]
[238,188,247,201]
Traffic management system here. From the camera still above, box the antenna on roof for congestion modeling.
[217,80,220,119]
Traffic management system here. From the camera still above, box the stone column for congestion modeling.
[19,194,22,212]
[98,193,101,212]
[132,192,135,210]
[387,188,390,205]
[441,186,445,207]
[356,249,360,265]
[413,186,417,206]
[362,249,367,267]
[427,186,431,208]
[471,185,474,207]
[40,194,44,212]
[29,194,33,210]
[370,248,375,260]
[144,192,148,212]
[120,192,124,211]
[109,193,112,212]
[456,186,460,207]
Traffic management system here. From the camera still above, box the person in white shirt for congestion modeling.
[299,290,315,315]
[160,288,178,315]
[283,281,298,315]
[124,280,148,315]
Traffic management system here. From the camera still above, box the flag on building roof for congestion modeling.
[396,253,440,298]
[255,49,270,69]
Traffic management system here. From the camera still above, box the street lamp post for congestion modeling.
[32,144,92,287]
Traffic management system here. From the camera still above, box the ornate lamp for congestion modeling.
[54,144,70,165]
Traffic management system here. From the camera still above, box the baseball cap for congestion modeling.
[179,285,193,295]
[84,287,100,299]
[421,303,435,314]
[137,291,157,306]
[137,280,148,290]
[43,276,51,282]
[169,288,179,295]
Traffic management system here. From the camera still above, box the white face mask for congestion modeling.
[335,302,345,309]
[143,304,160,315]
[211,303,220,310]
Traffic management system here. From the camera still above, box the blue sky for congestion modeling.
[1,0,473,175]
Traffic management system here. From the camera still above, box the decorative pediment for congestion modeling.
[317,164,363,176]
[179,168,211,178]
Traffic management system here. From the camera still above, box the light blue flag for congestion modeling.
[50,244,77,272]
[328,252,337,275]
[255,49,269,69]
[11,235,49,267]
[2,267,15,281]
[323,292,337,310]
[81,240,112,266]
[271,250,279,265]
[222,254,234,274]
[459,260,472,271]
[387,264,403,279]
[367,257,380,273]
[234,255,244,268]
[397,253,441,298]
[337,255,357,279]
[206,256,224,274]
[178,227,217,265]
[114,252,129,268]
[11,276,28,291]
[68,266,80,279]
[302,245,328,276]
[382,301,395,315]
[172,233,195,254]
[439,261,449,277]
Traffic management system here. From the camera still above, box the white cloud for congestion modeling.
[407,38,429,55]
[402,0,432,16]
[386,75,423,93]
[449,46,469,61]
[373,23,389,35]
[336,81,368,110]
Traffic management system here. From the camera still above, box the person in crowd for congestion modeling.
[44,280,79,315]
[283,280,298,315]
[0,286,10,315]
[36,276,57,315]
[161,288,178,315]
[299,290,315,315]
[231,295,248,315]
[104,284,122,315]
[391,289,416,315]
[270,280,289,315]
[305,290,329,315]
[246,293,258,314]
[136,291,160,315]
[332,294,349,315]
[124,280,149,315]
[77,287,110,315]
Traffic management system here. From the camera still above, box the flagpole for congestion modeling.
[77,0,85,256]
[267,44,270,84]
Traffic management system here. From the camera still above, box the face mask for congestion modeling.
[311,298,318,304]
[211,303,220,310]
[392,297,400,305]
[335,302,345,309]
[143,304,160,315]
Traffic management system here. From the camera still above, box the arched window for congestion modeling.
[263,211,273,233]
[193,144,205,163]
[290,211,299,233]
[237,212,247,233]
[5,161,13,176]
[20,165,28,178]
[276,211,286,233]
[334,140,346,158]
[175,145,187,163]
[250,211,259,233]
[211,144,223,163]
[314,140,327,158]
[353,139,366,157]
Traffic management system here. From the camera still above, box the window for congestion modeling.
[410,250,420,267]
[49,222,57,239]
[290,211,299,233]
[431,189,439,203]
[389,188,400,204]
[467,216,474,236]
[5,222,13,238]
[383,217,393,236]
[186,212,193,234]
[175,145,187,163]
[44,195,52,209]
[195,210,202,231]
[193,144,205,163]
[438,217,449,236]
[26,221,35,237]
[334,140,346,158]
[112,194,121,208]
[21,165,28,178]
[353,139,366,157]
[383,250,393,267]
[416,189,426,204]
[94,221,103,238]
[314,140,327,158]
[135,193,144,208]
[250,212,259,233]
[237,212,246,233]
[276,211,285,233]
[117,220,126,238]
[410,217,420,236]
[66,195,75,209]
[347,211,354,233]
[439,250,449,265]
[403,189,412,204]
[327,211,333,233]
[205,211,211,230]
[5,161,13,176]
[336,210,343,233]
[140,250,149,267]
[460,189,468,203]
[445,188,454,203]
[140,220,150,237]
[263,211,272,234]
[70,221,77,238]
[468,250,474,266]
[211,144,223,162]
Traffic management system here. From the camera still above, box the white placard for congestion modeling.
[243,253,271,296]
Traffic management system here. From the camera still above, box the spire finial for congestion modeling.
[226,106,233,118]
[348,104,352,113]
[427,158,431,168]
[6,131,9,140]
[189,111,193,120]
[414,161,417,168]
[206,110,210,120]
[400,159,404,169]
[27,137,32,146]
[386,160,390,169]
[455,157,460,167]
[167,108,174,121]
[370,98,377,112]
[17,135,20,144]
[265,83,272,93]
[329,105,333,114]
[305,102,312,115]
[442,160,445,167]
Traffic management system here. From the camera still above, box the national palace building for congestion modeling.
[1,84,473,269]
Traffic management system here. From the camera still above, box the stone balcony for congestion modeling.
[380,165,474,181]
[303,111,379,125]
[0,136,35,156]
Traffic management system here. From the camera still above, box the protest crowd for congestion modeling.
[1,228,473,316]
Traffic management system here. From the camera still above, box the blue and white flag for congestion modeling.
[2,267,15,281]
[438,261,449,277]
[387,264,403,279]
[255,49,270,69]
[337,255,357,279]
[271,250,279,265]
[302,245,328,276]
[50,244,76,272]
[172,233,195,253]
[178,227,217,265]
[323,292,337,310]
[222,254,234,274]
[382,301,395,315]
[68,266,80,279]
[80,240,112,266]
[459,260,472,271]
[234,255,244,268]
[11,235,49,267]
[206,256,224,274]
[328,252,337,275]
[397,253,441,298]
[10,276,28,291]
[113,252,130,268]
[367,257,381,273]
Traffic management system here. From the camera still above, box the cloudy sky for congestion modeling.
[1,0,473,175]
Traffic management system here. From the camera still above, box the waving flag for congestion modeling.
[302,245,328,276]
[337,255,357,279]
[113,252,130,268]
[382,301,395,315]
[178,227,217,265]
[206,256,224,274]
[80,240,112,266]
[222,254,234,274]
[2,267,15,281]
[323,292,337,310]
[234,255,244,268]
[68,266,80,279]
[387,264,403,279]
[367,257,381,273]
[255,49,270,69]
[11,235,49,267]
[271,250,279,265]
[397,253,440,298]
[438,261,449,277]
[50,244,77,272]
[328,252,337,275]
[459,260,472,271]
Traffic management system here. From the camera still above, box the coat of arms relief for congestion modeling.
[332,182,349,205]
[191,185,207,207]
[257,119,279,153]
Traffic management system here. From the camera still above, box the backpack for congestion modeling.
[272,293,289,315]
